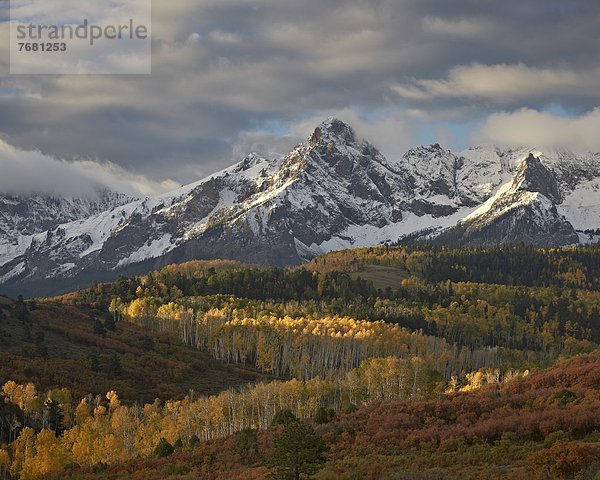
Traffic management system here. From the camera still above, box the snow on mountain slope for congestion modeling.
[455,146,537,203]
[432,154,580,247]
[0,190,131,239]
[0,118,599,294]
[0,190,132,268]
[0,149,296,285]
[557,178,600,230]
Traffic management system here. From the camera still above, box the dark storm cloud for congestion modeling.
[0,0,598,194]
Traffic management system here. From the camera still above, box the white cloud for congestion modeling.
[392,63,600,103]
[231,131,300,161]
[9,0,151,74]
[475,108,600,152]
[0,139,178,197]
[422,17,495,38]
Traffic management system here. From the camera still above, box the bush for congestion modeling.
[162,463,191,475]
[93,320,106,336]
[529,441,600,480]
[154,438,175,458]
[189,435,200,448]
[551,390,578,406]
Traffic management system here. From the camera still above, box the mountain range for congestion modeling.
[1,118,599,296]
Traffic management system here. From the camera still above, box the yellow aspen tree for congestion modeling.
[74,399,91,425]
[21,430,72,480]
[66,424,96,467]
[0,449,10,480]
[10,427,36,478]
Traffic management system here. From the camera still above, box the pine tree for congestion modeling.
[269,421,327,480]
[15,295,29,323]
[154,438,174,458]
[314,407,329,424]
[104,315,117,331]
[271,409,297,426]
[44,398,64,436]
[89,355,101,373]
[108,354,123,378]
[35,332,48,358]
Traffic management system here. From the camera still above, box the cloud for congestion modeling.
[475,108,600,152]
[422,16,496,38]
[8,0,151,74]
[0,139,178,197]
[391,64,600,104]
[231,131,300,161]
[0,0,599,191]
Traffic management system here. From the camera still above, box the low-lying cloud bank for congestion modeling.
[3,104,600,201]
[0,139,179,198]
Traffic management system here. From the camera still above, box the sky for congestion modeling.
[0,0,599,197]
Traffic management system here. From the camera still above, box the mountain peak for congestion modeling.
[309,118,356,146]
[404,143,451,159]
[513,153,561,202]
[231,152,268,173]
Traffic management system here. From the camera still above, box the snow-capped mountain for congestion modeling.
[432,154,580,246]
[0,190,132,239]
[1,118,599,295]
[0,190,132,274]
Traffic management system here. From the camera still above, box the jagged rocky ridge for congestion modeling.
[0,190,132,276]
[1,118,599,295]
[433,154,581,246]
[0,190,132,239]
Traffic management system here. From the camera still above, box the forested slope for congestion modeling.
[43,350,600,480]
[0,295,264,402]
[1,246,599,479]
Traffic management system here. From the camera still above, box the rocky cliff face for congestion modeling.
[1,118,599,295]
[432,154,580,247]
[0,190,132,239]
[0,190,132,277]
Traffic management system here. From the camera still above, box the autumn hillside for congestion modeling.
[1,246,600,480]
[0,296,264,402]
[51,349,600,480]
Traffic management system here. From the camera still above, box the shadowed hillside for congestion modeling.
[0,296,265,402]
